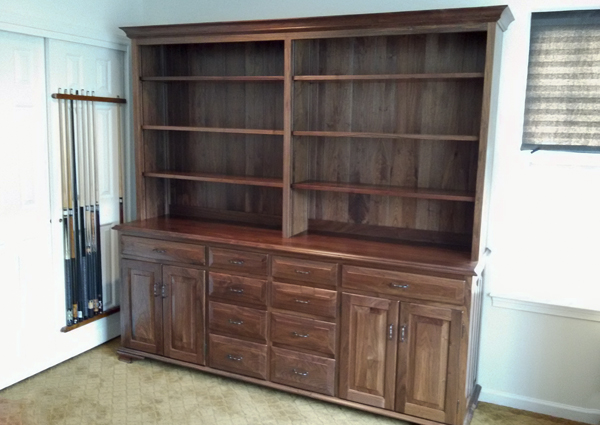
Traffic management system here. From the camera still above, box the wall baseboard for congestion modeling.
[480,388,600,425]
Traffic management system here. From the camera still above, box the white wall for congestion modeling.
[0,0,143,46]
[138,0,600,423]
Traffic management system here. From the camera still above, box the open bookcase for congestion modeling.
[132,19,499,259]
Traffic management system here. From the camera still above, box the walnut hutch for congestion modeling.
[115,6,513,425]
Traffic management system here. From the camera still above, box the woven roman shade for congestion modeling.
[522,10,600,152]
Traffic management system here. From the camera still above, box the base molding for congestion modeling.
[480,389,600,425]
[117,346,451,425]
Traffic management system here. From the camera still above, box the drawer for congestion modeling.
[208,272,267,306]
[208,247,268,276]
[270,347,336,396]
[209,301,268,342]
[342,266,466,305]
[271,313,336,356]
[272,256,337,287]
[121,235,205,265]
[271,281,337,319]
[208,334,267,380]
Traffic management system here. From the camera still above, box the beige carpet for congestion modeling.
[0,338,586,425]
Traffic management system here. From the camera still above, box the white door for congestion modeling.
[0,30,52,388]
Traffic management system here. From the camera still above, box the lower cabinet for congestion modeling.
[118,241,474,425]
[121,259,206,365]
[339,293,462,425]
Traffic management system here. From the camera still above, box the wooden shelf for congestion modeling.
[143,125,284,136]
[142,76,284,82]
[144,171,284,188]
[294,73,484,81]
[292,180,476,202]
[293,130,478,142]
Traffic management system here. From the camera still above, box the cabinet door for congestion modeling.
[163,266,206,364]
[121,259,163,354]
[339,293,399,410]
[396,303,462,424]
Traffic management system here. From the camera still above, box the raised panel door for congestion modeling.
[121,259,163,354]
[396,303,462,424]
[162,265,206,364]
[339,293,399,410]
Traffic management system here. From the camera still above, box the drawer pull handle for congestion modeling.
[161,284,167,298]
[295,270,311,275]
[153,283,159,297]
[229,259,245,266]
[292,331,309,338]
[292,368,309,377]
[152,248,166,254]
[389,282,409,289]
[226,354,243,362]
[401,325,407,343]
[294,298,310,304]
[228,319,244,325]
[228,287,244,294]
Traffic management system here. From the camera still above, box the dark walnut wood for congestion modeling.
[208,272,267,307]
[118,7,512,425]
[272,256,337,287]
[162,266,205,364]
[270,313,337,356]
[270,346,336,396]
[271,281,338,320]
[208,333,268,380]
[121,235,206,265]
[208,301,268,342]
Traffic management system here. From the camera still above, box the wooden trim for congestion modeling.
[293,130,478,142]
[142,125,284,136]
[131,40,146,220]
[60,307,120,333]
[52,93,127,104]
[121,6,512,39]
[471,22,502,261]
[463,385,482,425]
[294,73,484,81]
[144,171,284,188]
[116,345,445,425]
[293,180,476,202]
[282,39,294,237]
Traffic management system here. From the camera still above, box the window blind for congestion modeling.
[522,10,600,152]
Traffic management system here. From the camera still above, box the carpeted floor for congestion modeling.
[0,338,586,425]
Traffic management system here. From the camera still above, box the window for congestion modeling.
[522,10,600,153]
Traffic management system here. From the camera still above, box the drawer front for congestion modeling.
[208,247,268,276]
[209,334,267,380]
[209,301,268,342]
[208,272,267,306]
[271,313,336,356]
[271,281,338,319]
[342,266,465,305]
[121,235,205,265]
[270,347,336,396]
[272,256,337,287]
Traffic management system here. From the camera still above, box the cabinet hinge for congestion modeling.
[457,400,460,411]
[462,323,466,338]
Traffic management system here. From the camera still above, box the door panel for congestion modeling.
[163,266,205,364]
[339,293,399,410]
[397,303,462,424]
[121,259,162,354]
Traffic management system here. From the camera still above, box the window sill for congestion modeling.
[489,294,600,322]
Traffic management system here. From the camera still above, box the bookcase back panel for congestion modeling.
[169,181,283,218]
[298,137,477,192]
[167,133,283,178]
[294,33,487,75]
[141,41,284,77]
[294,80,483,136]
[141,81,283,129]
[308,192,473,235]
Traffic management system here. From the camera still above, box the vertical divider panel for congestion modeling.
[283,39,309,237]
[131,40,146,220]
